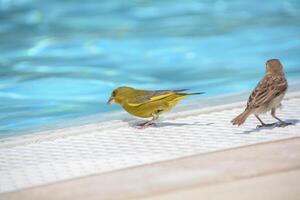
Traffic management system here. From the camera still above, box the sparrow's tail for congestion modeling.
[231,109,251,126]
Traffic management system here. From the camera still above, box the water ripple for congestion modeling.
[0,0,300,136]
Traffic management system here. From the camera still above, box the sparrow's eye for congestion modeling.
[112,91,116,96]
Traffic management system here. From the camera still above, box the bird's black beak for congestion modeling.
[107,96,115,104]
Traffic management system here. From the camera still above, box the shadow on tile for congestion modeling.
[125,120,214,129]
[240,119,299,134]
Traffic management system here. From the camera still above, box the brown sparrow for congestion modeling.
[231,59,291,128]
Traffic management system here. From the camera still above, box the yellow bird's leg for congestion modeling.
[137,113,159,129]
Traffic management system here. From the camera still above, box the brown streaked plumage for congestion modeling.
[231,59,291,128]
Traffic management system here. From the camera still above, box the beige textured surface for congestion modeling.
[142,169,300,200]
[1,138,300,200]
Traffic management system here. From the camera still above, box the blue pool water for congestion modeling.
[1,0,300,137]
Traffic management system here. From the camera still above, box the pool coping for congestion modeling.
[1,90,300,198]
[1,137,299,200]
[1,90,300,149]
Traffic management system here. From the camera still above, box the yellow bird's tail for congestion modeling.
[176,92,204,99]
[166,92,204,108]
[183,92,205,96]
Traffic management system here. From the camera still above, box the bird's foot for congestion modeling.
[136,121,156,129]
[277,121,292,128]
[256,123,276,129]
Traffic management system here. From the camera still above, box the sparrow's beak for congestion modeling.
[107,96,115,104]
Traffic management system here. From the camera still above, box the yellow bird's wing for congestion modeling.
[127,89,188,106]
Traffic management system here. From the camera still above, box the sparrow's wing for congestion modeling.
[128,89,188,106]
[246,76,287,110]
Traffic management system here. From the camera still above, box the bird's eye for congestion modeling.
[112,91,116,96]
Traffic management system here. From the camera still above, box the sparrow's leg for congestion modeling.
[271,108,292,127]
[137,114,159,129]
[255,115,275,128]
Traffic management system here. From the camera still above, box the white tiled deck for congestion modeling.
[0,92,300,193]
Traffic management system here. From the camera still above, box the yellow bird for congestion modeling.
[107,86,204,128]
